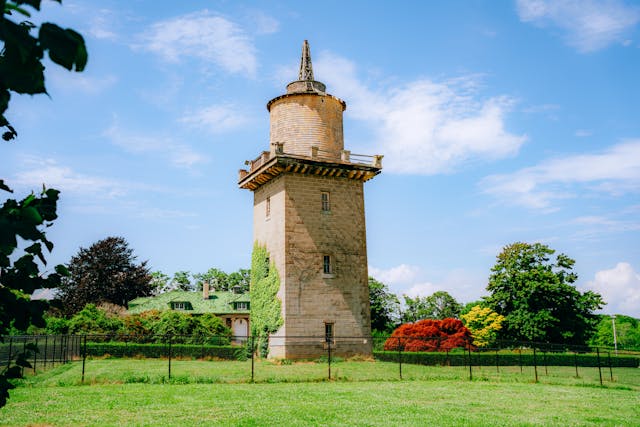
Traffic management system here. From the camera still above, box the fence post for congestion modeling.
[6,336,12,370]
[543,350,548,376]
[82,335,87,384]
[495,348,499,374]
[533,347,538,383]
[51,335,56,367]
[574,351,579,378]
[21,338,26,376]
[327,337,331,381]
[58,335,63,365]
[467,344,472,381]
[167,334,172,381]
[518,347,523,374]
[596,347,603,386]
[32,336,37,374]
[250,335,255,383]
[607,351,613,382]
[43,335,48,369]
[397,337,402,380]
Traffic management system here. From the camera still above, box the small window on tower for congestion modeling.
[323,255,332,275]
[321,191,330,212]
[266,197,271,219]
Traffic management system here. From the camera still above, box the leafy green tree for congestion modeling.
[402,291,462,323]
[589,315,640,350]
[228,268,250,293]
[58,237,153,314]
[485,242,603,345]
[194,268,228,291]
[1,0,87,407]
[67,304,124,335]
[149,271,171,295]
[368,277,400,332]
[171,270,194,291]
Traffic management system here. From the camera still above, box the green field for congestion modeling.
[1,359,639,426]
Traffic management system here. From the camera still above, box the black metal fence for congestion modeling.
[2,334,638,386]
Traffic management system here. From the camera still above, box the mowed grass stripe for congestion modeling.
[2,380,639,426]
[2,359,639,426]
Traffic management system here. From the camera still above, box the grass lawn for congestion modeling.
[1,359,639,426]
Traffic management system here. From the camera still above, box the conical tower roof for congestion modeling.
[286,40,326,94]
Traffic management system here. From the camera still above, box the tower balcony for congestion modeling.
[238,142,383,190]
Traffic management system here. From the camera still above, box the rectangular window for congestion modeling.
[173,302,186,310]
[323,255,332,275]
[235,302,249,310]
[324,322,334,343]
[266,196,271,219]
[321,191,330,212]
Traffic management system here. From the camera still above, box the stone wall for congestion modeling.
[253,170,372,358]
[269,93,345,160]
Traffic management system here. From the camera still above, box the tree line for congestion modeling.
[370,242,640,350]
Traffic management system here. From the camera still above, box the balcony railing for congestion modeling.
[241,143,383,176]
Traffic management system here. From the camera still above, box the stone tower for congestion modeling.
[238,41,382,358]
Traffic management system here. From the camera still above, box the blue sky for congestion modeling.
[3,0,640,316]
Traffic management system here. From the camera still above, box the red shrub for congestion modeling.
[383,318,474,352]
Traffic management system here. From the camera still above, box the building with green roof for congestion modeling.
[128,284,250,338]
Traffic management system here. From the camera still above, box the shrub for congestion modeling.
[373,350,639,368]
[383,318,474,352]
[68,304,124,336]
[85,341,244,360]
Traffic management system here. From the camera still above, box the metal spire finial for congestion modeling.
[298,40,314,81]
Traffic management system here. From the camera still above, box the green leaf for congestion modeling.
[38,23,88,71]
[20,206,42,224]
[55,263,69,276]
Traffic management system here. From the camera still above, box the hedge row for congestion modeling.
[85,342,246,360]
[373,351,639,368]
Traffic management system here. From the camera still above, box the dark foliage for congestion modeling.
[368,277,400,332]
[58,237,152,314]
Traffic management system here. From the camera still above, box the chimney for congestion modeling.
[203,281,210,300]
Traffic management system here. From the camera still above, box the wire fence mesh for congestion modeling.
[2,334,638,387]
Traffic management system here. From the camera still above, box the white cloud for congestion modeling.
[247,11,280,35]
[104,123,209,169]
[516,0,640,52]
[86,8,119,40]
[369,264,485,303]
[48,67,118,95]
[587,262,640,317]
[180,104,248,134]
[481,140,640,209]
[315,52,526,174]
[369,264,421,285]
[404,282,440,298]
[135,11,257,76]
[12,157,125,197]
